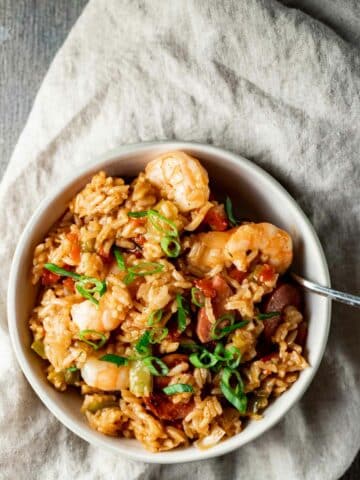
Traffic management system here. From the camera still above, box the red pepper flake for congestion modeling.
[228,267,247,283]
[41,269,60,286]
[194,278,217,298]
[203,205,228,232]
[259,264,276,283]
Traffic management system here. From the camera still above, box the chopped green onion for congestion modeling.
[176,294,188,333]
[124,262,164,285]
[127,210,149,218]
[217,321,249,336]
[128,262,164,276]
[257,311,281,320]
[163,384,194,395]
[113,247,126,271]
[78,330,108,350]
[191,287,205,307]
[148,210,178,237]
[31,340,47,359]
[128,209,178,237]
[100,354,129,366]
[189,349,218,369]
[135,331,152,356]
[64,368,81,385]
[220,367,247,413]
[123,272,136,285]
[142,356,169,376]
[45,263,106,305]
[44,263,81,280]
[147,309,163,326]
[160,235,181,258]
[225,196,238,227]
[180,341,202,352]
[211,314,249,340]
[149,328,169,344]
[67,366,79,372]
[75,277,107,306]
[224,346,242,369]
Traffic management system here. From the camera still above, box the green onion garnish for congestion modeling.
[67,366,79,372]
[147,309,163,326]
[127,211,149,218]
[191,287,205,307]
[142,356,169,376]
[128,209,178,237]
[163,384,194,395]
[135,330,152,356]
[189,349,218,368]
[180,341,202,352]
[124,262,164,285]
[220,367,247,413]
[224,346,242,369]
[225,196,239,227]
[257,311,281,320]
[44,263,81,280]
[113,247,126,271]
[211,313,249,340]
[176,294,188,333]
[44,263,106,305]
[78,330,108,350]
[160,235,181,258]
[149,327,169,344]
[99,354,129,366]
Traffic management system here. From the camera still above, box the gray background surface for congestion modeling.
[0,1,359,478]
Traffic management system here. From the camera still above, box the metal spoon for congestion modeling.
[291,272,360,308]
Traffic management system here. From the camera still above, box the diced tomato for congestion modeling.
[259,264,276,283]
[41,269,60,286]
[98,247,114,264]
[131,217,146,227]
[228,267,247,283]
[194,278,217,298]
[67,232,81,263]
[134,234,145,246]
[62,277,75,291]
[203,205,228,231]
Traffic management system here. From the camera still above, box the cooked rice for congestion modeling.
[29,152,308,452]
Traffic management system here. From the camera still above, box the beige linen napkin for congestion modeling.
[0,1,359,479]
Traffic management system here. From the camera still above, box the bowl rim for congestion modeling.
[7,141,331,463]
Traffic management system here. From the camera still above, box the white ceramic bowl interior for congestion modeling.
[8,142,331,463]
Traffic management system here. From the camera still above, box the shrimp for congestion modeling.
[187,231,232,273]
[145,151,210,212]
[71,299,121,332]
[81,357,130,391]
[225,222,293,274]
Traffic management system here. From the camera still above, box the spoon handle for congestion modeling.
[291,272,360,308]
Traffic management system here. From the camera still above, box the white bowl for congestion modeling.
[7,142,331,463]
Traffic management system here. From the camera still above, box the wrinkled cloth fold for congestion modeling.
[0,1,359,479]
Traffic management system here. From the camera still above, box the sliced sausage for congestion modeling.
[264,283,302,313]
[196,275,233,343]
[262,283,303,342]
[144,393,194,420]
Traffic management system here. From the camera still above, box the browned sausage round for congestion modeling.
[265,283,302,313]
[144,393,194,420]
[262,283,302,341]
[196,275,233,343]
